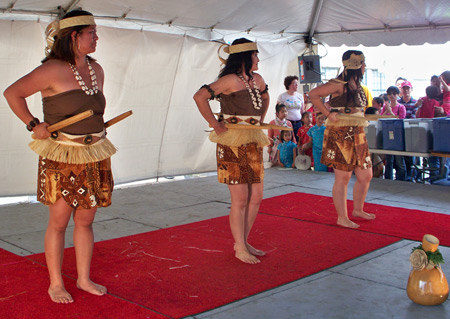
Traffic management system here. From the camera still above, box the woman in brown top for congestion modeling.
[309,50,375,229]
[4,10,112,303]
[194,38,269,264]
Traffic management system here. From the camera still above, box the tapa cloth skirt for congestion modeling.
[37,156,113,209]
[321,126,372,172]
[216,142,264,185]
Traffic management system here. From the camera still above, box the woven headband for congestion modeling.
[217,42,258,64]
[342,53,365,70]
[45,15,96,56]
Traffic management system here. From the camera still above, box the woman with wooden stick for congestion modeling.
[194,38,270,264]
[4,10,115,303]
[309,50,375,229]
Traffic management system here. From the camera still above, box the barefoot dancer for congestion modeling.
[309,50,375,229]
[4,10,114,303]
[194,39,270,264]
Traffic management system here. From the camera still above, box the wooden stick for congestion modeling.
[104,110,133,128]
[336,114,399,121]
[32,110,93,139]
[210,123,293,131]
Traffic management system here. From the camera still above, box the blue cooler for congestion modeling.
[432,117,450,152]
[381,119,405,151]
[404,119,433,153]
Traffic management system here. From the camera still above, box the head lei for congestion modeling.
[217,42,258,64]
[342,53,365,70]
[45,15,96,56]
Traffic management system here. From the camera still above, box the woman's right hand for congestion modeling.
[32,122,51,139]
[327,111,339,123]
[212,121,227,135]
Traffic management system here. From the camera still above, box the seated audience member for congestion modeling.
[268,103,296,166]
[430,74,443,103]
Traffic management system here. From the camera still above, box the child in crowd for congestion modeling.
[268,103,296,165]
[380,86,406,118]
[382,86,406,180]
[306,112,327,172]
[277,130,297,168]
[439,71,450,116]
[297,111,314,166]
[372,97,384,112]
[415,85,440,118]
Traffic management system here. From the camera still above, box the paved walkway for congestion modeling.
[1,168,449,318]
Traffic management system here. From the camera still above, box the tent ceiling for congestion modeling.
[1,0,450,45]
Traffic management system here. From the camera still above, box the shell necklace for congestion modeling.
[238,74,262,110]
[69,58,98,95]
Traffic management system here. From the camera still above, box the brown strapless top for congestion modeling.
[220,89,264,116]
[43,90,106,134]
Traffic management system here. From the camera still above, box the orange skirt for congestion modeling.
[37,157,113,209]
[216,143,264,185]
[321,126,372,172]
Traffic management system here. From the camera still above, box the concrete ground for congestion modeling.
[1,168,449,318]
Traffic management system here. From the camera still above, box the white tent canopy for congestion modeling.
[1,1,449,196]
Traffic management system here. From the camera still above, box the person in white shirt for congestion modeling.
[277,75,304,141]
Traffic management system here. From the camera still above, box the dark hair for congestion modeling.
[373,97,383,105]
[441,71,450,85]
[380,93,389,102]
[301,111,312,120]
[386,86,400,95]
[339,50,365,107]
[280,130,291,142]
[395,77,407,84]
[284,76,299,90]
[42,10,95,64]
[275,103,287,113]
[431,75,439,81]
[218,38,257,79]
[365,107,378,115]
[425,85,439,99]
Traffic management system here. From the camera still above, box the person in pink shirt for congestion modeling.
[297,111,314,166]
[439,71,450,116]
[380,86,406,119]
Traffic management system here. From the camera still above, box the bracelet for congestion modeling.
[200,84,216,100]
[26,117,40,132]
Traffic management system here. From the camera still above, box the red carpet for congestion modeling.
[3,214,399,319]
[0,249,167,319]
[259,192,450,246]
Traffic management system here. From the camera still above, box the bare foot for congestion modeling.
[48,285,74,304]
[76,280,107,296]
[337,217,360,229]
[352,211,376,220]
[234,245,260,264]
[246,243,266,256]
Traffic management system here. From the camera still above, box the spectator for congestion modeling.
[268,103,296,166]
[306,112,328,172]
[372,97,384,112]
[430,75,443,103]
[439,71,450,116]
[415,86,440,118]
[277,130,297,168]
[382,86,407,181]
[297,111,314,166]
[399,81,418,119]
[277,76,304,142]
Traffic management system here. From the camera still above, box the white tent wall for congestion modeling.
[0,20,304,196]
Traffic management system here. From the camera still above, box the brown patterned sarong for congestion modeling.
[321,126,371,172]
[216,143,263,184]
[37,157,113,209]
